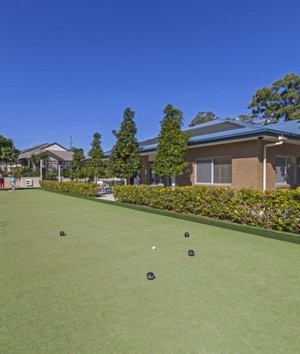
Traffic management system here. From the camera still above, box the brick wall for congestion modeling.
[140,140,300,190]
[183,140,262,189]
[184,140,299,190]
[265,142,300,190]
[140,155,149,184]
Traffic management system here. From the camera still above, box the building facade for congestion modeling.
[138,119,300,191]
[18,143,73,179]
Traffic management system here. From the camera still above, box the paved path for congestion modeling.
[96,193,115,202]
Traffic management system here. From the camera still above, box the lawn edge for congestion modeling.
[39,189,300,244]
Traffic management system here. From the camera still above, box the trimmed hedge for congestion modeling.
[40,180,97,197]
[113,185,300,234]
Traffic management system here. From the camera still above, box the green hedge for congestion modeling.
[113,185,300,234]
[40,180,97,197]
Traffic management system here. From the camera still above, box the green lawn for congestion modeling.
[0,189,299,354]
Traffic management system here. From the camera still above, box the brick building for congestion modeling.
[138,119,300,191]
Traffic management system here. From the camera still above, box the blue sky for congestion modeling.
[1,0,299,154]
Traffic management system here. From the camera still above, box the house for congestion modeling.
[18,143,73,178]
[138,119,300,191]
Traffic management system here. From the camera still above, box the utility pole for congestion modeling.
[69,135,73,150]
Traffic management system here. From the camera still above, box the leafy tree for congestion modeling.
[0,135,19,168]
[108,108,142,183]
[70,147,85,180]
[30,152,48,171]
[87,132,104,183]
[1,146,18,166]
[154,104,189,183]
[248,73,300,123]
[189,111,219,127]
[100,160,110,178]
[12,166,39,178]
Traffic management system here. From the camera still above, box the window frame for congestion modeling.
[195,156,232,186]
[275,155,297,186]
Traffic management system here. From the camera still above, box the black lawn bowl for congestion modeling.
[59,231,66,236]
[184,232,190,238]
[146,272,155,280]
[188,249,195,256]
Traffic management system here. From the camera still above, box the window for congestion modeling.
[148,162,171,186]
[196,157,232,184]
[275,156,297,185]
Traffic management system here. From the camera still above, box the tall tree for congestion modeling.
[154,104,189,183]
[108,107,142,182]
[248,73,300,123]
[87,132,104,183]
[70,147,85,180]
[189,111,219,127]
[0,135,18,168]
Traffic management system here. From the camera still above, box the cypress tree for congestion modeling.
[109,108,142,182]
[154,104,189,183]
[87,132,104,182]
[70,147,85,180]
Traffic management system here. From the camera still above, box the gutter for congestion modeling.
[263,136,286,192]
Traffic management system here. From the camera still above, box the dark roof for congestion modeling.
[139,120,242,147]
[138,118,300,153]
[19,143,50,154]
[187,120,243,136]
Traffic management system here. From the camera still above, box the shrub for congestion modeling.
[114,185,300,234]
[40,180,97,197]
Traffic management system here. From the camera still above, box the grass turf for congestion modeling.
[0,189,299,353]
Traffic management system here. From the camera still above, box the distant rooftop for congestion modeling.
[19,143,50,154]
[19,142,71,160]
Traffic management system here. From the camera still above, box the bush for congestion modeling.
[44,171,57,181]
[114,185,300,234]
[40,180,97,197]
[10,166,40,178]
[62,170,70,178]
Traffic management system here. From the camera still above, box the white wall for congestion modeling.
[2,177,41,189]
[45,144,66,151]
[20,177,41,188]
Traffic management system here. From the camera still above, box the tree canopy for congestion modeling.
[0,135,19,168]
[154,104,189,180]
[30,152,48,171]
[70,147,85,180]
[87,132,105,181]
[189,111,219,127]
[108,107,142,181]
[248,73,300,123]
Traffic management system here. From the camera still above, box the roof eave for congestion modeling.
[140,131,300,154]
[189,130,300,147]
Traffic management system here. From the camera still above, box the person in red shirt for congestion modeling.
[0,174,5,189]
